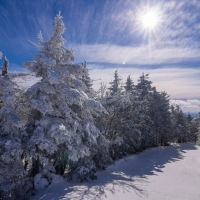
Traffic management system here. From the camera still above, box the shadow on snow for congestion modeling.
[34,143,198,200]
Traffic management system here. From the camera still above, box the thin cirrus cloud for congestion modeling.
[0,0,200,113]
[170,99,200,113]
[72,43,200,65]
[88,66,200,98]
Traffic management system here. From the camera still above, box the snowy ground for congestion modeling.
[10,73,41,90]
[31,143,200,200]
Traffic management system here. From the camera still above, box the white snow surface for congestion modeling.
[11,73,41,90]
[31,143,200,200]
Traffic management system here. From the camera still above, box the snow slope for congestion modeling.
[31,143,200,200]
[10,73,41,90]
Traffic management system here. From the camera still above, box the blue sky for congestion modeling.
[0,0,200,112]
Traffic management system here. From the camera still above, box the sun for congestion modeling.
[141,10,158,30]
[138,7,161,32]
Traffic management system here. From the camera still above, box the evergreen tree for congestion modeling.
[2,57,8,76]
[135,73,154,149]
[0,58,31,199]
[23,12,110,182]
[135,73,152,99]
[187,113,193,122]
[97,90,143,159]
[108,70,121,95]
[149,89,172,146]
[187,114,199,142]
[170,105,189,143]
[81,60,94,97]
[124,75,134,92]
[195,117,200,145]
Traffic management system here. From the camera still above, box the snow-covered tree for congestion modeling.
[135,73,152,99]
[135,73,154,149]
[0,58,32,199]
[149,89,172,146]
[96,90,141,159]
[23,12,110,182]
[108,70,121,95]
[124,75,134,92]
[2,57,8,76]
[95,82,107,100]
[187,116,199,142]
[97,71,149,158]
[195,116,200,145]
[81,60,94,97]
[170,105,189,143]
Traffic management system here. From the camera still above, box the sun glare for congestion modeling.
[142,11,158,29]
[138,7,161,32]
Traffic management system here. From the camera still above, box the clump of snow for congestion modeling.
[34,165,63,191]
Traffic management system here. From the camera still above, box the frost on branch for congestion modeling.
[23,12,110,181]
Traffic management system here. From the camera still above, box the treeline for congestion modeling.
[0,13,199,199]
[94,70,199,160]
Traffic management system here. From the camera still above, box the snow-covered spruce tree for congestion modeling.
[96,71,144,159]
[149,89,172,146]
[2,56,8,76]
[95,82,107,100]
[81,60,94,98]
[170,105,189,143]
[135,73,155,149]
[195,115,200,145]
[185,114,199,142]
[23,12,110,182]
[135,73,152,99]
[0,58,32,199]
[108,70,121,95]
[124,75,134,92]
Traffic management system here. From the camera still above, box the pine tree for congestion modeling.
[81,60,94,97]
[187,114,198,142]
[196,117,200,145]
[124,75,134,92]
[135,73,154,149]
[187,113,193,122]
[97,71,145,159]
[23,12,109,182]
[0,58,31,199]
[2,57,8,76]
[149,89,172,146]
[135,73,152,99]
[108,70,121,95]
[170,105,189,143]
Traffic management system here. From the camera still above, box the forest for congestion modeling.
[0,13,199,199]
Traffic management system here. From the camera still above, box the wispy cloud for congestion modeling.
[89,66,200,100]
[72,43,200,65]
[170,99,200,113]
[0,0,200,104]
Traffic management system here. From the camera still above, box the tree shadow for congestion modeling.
[33,143,198,200]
